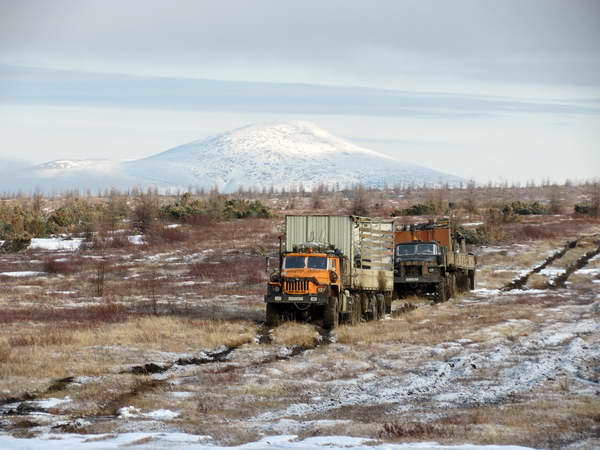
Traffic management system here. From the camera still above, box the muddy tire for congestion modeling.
[435,281,447,303]
[324,296,339,329]
[349,294,360,325]
[266,303,280,327]
[366,294,377,321]
[384,293,392,314]
[448,273,456,299]
[468,270,475,290]
[376,294,385,319]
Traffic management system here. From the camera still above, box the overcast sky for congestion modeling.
[1,0,599,182]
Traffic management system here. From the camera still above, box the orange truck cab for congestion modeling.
[265,246,343,307]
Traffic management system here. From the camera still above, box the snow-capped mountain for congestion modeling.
[123,121,462,191]
[1,121,463,193]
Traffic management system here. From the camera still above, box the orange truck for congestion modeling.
[394,219,476,302]
[265,215,394,328]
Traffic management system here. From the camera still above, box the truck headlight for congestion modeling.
[428,268,437,273]
[317,286,326,293]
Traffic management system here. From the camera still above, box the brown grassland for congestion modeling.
[0,182,599,448]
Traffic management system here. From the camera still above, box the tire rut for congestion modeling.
[501,238,579,291]
[549,242,600,289]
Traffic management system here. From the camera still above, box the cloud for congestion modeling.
[1,0,599,90]
[2,65,599,118]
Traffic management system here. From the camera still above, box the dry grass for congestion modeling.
[0,317,256,381]
[271,322,319,348]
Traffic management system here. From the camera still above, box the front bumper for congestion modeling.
[394,275,442,284]
[264,292,329,305]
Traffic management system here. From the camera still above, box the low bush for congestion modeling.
[0,233,32,253]
[502,201,548,216]
[43,257,81,274]
[391,203,437,216]
[160,193,271,222]
[147,225,190,244]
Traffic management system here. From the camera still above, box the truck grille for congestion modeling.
[284,279,309,293]
[404,265,422,277]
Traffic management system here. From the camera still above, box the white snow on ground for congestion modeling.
[0,271,46,277]
[574,267,600,275]
[538,268,564,276]
[32,397,72,409]
[253,292,600,423]
[118,406,179,420]
[29,238,84,251]
[128,235,145,245]
[461,222,483,227]
[0,433,534,449]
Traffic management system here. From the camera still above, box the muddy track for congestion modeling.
[124,346,237,375]
[501,238,579,291]
[1,310,413,428]
[0,375,76,409]
[549,242,600,289]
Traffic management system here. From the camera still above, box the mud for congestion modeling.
[550,243,600,288]
[502,238,578,291]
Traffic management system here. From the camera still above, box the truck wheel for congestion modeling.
[266,303,280,327]
[376,294,385,319]
[435,282,447,303]
[349,295,359,325]
[324,296,339,329]
[449,273,456,299]
[354,294,362,324]
[384,293,392,314]
[366,294,377,321]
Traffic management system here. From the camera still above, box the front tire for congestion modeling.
[266,303,280,327]
[324,296,339,329]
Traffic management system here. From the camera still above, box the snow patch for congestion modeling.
[29,238,83,251]
[0,271,46,277]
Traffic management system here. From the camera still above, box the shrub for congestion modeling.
[0,232,31,253]
[391,203,437,216]
[454,226,488,246]
[43,257,81,274]
[132,190,159,233]
[222,199,271,219]
[147,225,190,243]
[502,201,548,216]
[160,193,271,221]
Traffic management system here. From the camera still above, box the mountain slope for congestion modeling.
[1,121,464,193]
[123,121,462,191]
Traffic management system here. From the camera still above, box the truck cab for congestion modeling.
[394,241,446,285]
[265,246,343,310]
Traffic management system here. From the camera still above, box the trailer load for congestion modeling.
[265,215,394,328]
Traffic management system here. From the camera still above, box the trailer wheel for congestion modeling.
[468,270,475,290]
[376,294,385,319]
[384,293,392,314]
[324,295,339,329]
[365,294,377,321]
[448,274,456,299]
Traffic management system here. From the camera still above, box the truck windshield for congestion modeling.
[417,244,436,254]
[397,244,417,255]
[284,256,305,269]
[397,243,438,255]
[307,256,327,269]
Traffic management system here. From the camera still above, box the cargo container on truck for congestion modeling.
[265,215,394,328]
